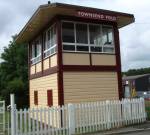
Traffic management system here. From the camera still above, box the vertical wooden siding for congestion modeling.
[63,72,119,104]
[30,73,58,107]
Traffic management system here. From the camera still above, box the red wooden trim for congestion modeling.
[41,34,44,74]
[28,43,31,106]
[55,3,134,18]
[63,65,117,72]
[63,51,116,55]
[89,53,92,66]
[58,15,117,26]
[47,90,53,107]
[49,57,51,68]
[30,66,57,80]
[35,63,37,74]
[43,67,58,76]
[114,24,123,99]
[34,91,38,105]
[56,19,64,106]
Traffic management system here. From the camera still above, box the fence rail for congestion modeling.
[10,94,146,135]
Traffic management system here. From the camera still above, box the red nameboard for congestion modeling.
[76,11,117,22]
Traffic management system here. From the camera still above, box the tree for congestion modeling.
[123,67,150,76]
[0,36,29,108]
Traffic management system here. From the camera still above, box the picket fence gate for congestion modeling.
[9,94,146,135]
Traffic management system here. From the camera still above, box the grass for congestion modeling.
[0,111,10,135]
[145,100,150,120]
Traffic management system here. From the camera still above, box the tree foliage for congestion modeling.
[0,36,28,108]
[123,67,150,76]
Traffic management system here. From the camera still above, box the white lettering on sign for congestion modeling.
[77,11,117,22]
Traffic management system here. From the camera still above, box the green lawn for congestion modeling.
[145,100,150,120]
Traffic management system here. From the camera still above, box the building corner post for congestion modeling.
[114,24,123,100]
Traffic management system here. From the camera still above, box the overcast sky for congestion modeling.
[0,0,150,71]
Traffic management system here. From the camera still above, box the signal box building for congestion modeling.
[15,3,134,108]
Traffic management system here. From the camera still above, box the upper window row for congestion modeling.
[62,22,115,53]
[31,24,57,65]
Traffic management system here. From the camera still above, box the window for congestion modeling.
[89,25,101,45]
[76,24,88,44]
[62,22,75,43]
[34,91,38,105]
[47,90,53,107]
[31,37,42,64]
[62,21,115,54]
[102,26,113,45]
[149,77,150,83]
[44,24,57,58]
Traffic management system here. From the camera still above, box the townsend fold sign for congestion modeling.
[76,11,117,22]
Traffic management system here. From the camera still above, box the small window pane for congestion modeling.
[89,25,102,45]
[36,40,41,56]
[62,22,75,43]
[50,26,56,47]
[76,24,88,44]
[63,45,75,51]
[77,46,89,52]
[32,44,36,58]
[91,46,102,52]
[47,29,51,49]
[102,26,113,45]
[103,47,114,53]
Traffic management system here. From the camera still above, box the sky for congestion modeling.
[0,0,150,71]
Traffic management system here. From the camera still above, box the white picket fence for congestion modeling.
[10,94,146,135]
[0,101,5,134]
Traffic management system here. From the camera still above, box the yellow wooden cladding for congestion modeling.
[92,54,116,65]
[63,72,119,104]
[43,58,50,70]
[30,65,35,75]
[63,53,90,65]
[50,54,57,67]
[36,62,42,73]
[30,73,58,108]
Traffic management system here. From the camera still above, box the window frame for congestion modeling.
[61,20,115,54]
[31,37,42,65]
[43,23,57,59]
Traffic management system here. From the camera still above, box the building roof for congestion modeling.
[15,2,135,44]
[123,74,150,81]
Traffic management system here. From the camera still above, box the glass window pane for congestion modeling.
[43,32,46,50]
[77,45,89,52]
[91,46,102,52]
[103,47,114,53]
[62,22,75,43]
[89,25,102,45]
[32,44,35,58]
[76,24,88,44]
[36,40,41,56]
[102,26,113,45]
[63,45,75,51]
[47,29,51,49]
[52,25,56,46]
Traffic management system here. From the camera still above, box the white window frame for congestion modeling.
[61,20,115,54]
[31,37,42,65]
[44,24,57,59]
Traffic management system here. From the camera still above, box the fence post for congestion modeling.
[10,94,15,135]
[106,100,111,129]
[68,104,75,135]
